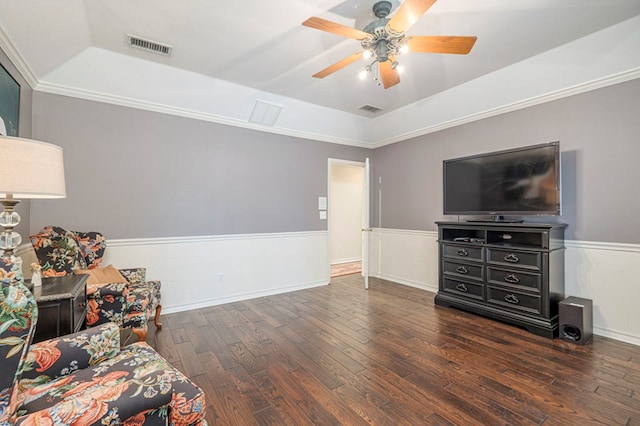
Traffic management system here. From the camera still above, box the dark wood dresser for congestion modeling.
[434,221,567,338]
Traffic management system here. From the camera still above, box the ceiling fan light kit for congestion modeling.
[303,0,477,89]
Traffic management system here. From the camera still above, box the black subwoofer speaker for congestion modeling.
[559,296,593,345]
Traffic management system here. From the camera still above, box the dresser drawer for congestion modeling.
[443,244,483,262]
[487,267,541,292]
[443,261,484,282]
[487,248,541,271]
[487,286,542,316]
[442,278,484,301]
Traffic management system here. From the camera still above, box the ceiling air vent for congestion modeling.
[127,34,172,56]
[358,104,383,114]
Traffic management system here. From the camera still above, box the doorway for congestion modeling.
[328,159,369,286]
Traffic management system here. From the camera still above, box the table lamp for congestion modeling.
[0,119,66,280]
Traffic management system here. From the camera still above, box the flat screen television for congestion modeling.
[443,142,561,219]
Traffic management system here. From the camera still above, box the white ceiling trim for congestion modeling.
[0,25,37,88]
[370,14,640,146]
[370,67,640,149]
[34,81,374,149]
[33,46,374,145]
[29,65,640,150]
[34,65,640,150]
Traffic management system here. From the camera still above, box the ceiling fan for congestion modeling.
[302,0,477,89]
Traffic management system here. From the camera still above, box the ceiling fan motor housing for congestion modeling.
[372,1,392,18]
[362,16,406,64]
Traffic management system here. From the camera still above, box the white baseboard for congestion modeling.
[370,272,437,293]
[331,257,361,265]
[164,279,328,314]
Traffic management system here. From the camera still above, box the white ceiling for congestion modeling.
[1,0,639,147]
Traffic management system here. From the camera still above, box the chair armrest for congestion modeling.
[87,281,129,298]
[119,267,147,285]
[86,283,132,327]
[19,323,121,387]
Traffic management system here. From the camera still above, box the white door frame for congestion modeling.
[327,158,370,289]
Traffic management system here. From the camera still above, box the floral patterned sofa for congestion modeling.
[1,258,206,425]
[30,226,161,341]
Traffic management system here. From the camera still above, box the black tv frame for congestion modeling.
[443,141,561,221]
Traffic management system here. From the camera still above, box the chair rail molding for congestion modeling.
[20,228,639,346]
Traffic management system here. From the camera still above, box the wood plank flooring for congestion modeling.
[150,275,640,425]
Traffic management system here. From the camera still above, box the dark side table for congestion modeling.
[28,274,89,343]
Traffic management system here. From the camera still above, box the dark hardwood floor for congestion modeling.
[148,274,640,425]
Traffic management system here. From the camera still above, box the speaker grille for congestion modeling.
[561,325,582,342]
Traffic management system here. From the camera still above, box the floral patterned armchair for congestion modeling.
[1,258,206,425]
[30,226,161,341]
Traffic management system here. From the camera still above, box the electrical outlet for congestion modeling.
[218,273,224,283]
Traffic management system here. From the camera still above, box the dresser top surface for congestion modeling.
[27,274,88,302]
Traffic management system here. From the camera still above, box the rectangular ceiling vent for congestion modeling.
[249,100,283,126]
[358,104,383,114]
[127,34,172,56]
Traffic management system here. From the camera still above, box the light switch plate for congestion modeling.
[318,196,327,210]
[319,211,327,220]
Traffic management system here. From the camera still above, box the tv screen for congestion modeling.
[443,142,561,216]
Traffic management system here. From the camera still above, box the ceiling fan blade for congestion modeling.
[408,36,477,54]
[303,17,370,40]
[388,0,437,33]
[379,60,400,89]
[313,52,364,79]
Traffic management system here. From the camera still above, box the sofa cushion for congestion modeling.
[16,342,206,424]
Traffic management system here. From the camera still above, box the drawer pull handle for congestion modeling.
[457,249,469,257]
[504,253,520,263]
[504,274,520,284]
[456,283,468,293]
[504,294,520,304]
[456,266,469,274]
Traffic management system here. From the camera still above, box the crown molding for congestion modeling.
[35,68,639,151]
[0,25,38,88]
[33,81,375,149]
[370,67,640,148]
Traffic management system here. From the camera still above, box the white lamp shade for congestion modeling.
[0,136,66,198]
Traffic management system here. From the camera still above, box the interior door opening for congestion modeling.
[328,158,370,289]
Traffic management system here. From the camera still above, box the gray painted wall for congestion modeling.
[30,92,369,238]
[1,47,33,239]
[10,51,640,244]
[371,78,640,243]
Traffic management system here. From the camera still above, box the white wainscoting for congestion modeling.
[16,231,330,315]
[368,228,439,292]
[564,240,640,346]
[18,228,639,346]
[369,228,640,347]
